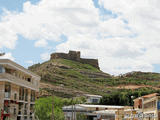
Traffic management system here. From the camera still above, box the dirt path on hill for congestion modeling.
[39,82,160,97]
[115,84,160,90]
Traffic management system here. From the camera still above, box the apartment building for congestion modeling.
[133,93,160,120]
[0,59,40,120]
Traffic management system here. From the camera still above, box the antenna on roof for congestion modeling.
[0,53,5,56]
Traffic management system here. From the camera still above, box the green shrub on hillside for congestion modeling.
[100,88,160,106]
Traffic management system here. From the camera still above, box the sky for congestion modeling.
[0,0,160,75]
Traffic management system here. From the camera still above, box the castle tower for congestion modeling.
[68,51,80,61]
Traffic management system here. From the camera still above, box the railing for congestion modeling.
[0,73,38,90]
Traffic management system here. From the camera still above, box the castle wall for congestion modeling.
[68,51,80,61]
[50,51,100,69]
[51,53,68,60]
[80,58,99,69]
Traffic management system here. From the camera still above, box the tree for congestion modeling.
[77,113,87,120]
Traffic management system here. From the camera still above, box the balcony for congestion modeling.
[0,73,39,91]
[4,92,10,99]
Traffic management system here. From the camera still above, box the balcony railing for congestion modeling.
[4,92,10,99]
[0,73,38,90]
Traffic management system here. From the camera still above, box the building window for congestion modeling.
[4,83,11,98]
[31,91,36,102]
[22,88,24,100]
[24,104,28,115]
[14,108,16,115]
[92,99,99,103]
[25,89,28,101]
[0,66,5,73]
[19,87,25,100]
[27,78,31,82]
[14,93,17,100]
[24,116,28,120]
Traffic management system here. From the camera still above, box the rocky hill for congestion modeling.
[29,58,112,97]
[28,57,160,98]
[29,50,160,98]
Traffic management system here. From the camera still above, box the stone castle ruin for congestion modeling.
[50,51,99,69]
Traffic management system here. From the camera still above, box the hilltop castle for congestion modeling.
[50,50,99,69]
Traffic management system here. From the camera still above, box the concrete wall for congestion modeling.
[134,99,142,109]
[0,81,4,110]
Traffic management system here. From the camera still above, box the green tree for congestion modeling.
[35,96,85,120]
[77,113,87,120]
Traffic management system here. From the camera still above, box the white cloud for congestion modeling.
[35,39,48,47]
[0,0,160,74]
[0,52,15,61]
[40,52,50,61]
[25,60,34,64]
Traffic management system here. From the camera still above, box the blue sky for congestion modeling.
[0,0,109,67]
[0,0,41,67]
[0,0,40,14]
[0,0,65,67]
[0,0,159,75]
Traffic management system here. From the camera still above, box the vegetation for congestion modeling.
[76,113,87,120]
[30,58,160,119]
[100,88,160,106]
[35,96,86,120]
[29,59,160,98]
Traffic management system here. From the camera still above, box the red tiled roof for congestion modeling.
[142,93,158,98]
[133,93,158,101]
